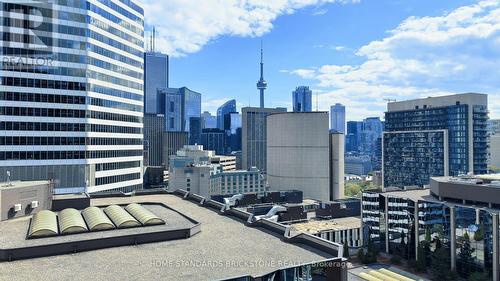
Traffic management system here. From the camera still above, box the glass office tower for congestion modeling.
[292,86,312,112]
[330,103,345,133]
[383,93,488,188]
[0,0,145,193]
[217,99,236,130]
[144,52,168,114]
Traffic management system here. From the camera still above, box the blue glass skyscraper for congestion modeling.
[330,103,345,133]
[157,87,201,138]
[217,99,236,130]
[144,52,168,114]
[292,86,312,112]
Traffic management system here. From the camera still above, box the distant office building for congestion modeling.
[292,86,312,112]
[488,119,500,134]
[345,156,372,176]
[144,114,165,167]
[231,151,243,170]
[383,93,489,188]
[201,111,217,129]
[267,112,331,201]
[210,155,237,172]
[144,52,168,114]
[217,99,236,130]
[162,132,188,168]
[346,121,363,153]
[210,167,265,196]
[360,117,383,155]
[224,112,242,153]
[330,104,345,133]
[242,107,287,173]
[490,119,500,169]
[200,129,225,155]
[0,0,144,193]
[157,87,201,137]
[372,137,382,171]
[189,117,202,145]
[330,132,345,200]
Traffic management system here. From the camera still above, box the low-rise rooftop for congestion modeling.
[1,193,339,281]
[290,217,361,234]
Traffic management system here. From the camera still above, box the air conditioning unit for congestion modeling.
[14,204,22,212]
[31,201,39,208]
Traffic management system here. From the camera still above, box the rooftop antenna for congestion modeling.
[153,26,156,52]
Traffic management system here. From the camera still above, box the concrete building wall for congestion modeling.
[0,181,52,221]
[491,135,500,168]
[330,133,345,200]
[267,112,330,201]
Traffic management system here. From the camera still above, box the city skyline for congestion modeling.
[142,0,500,121]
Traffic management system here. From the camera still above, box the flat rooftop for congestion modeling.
[290,217,361,234]
[1,194,334,281]
[0,180,50,190]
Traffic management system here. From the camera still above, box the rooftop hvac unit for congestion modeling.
[14,204,22,212]
[31,201,39,208]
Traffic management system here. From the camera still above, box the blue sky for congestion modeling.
[143,0,500,121]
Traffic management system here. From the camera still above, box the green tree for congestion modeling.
[459,232,475,277]
[468,271,491,281]
[343,242,350,258]
[431,246,453,280]
[425,227,432,243]
[415,242,427,272]
[473,225,484,241]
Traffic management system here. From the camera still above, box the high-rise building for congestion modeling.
[157,87,201,136]
[346,121,363,153]
[267,112,331,201]
[383,93,488,188]
[489,119,500,169]
[242,107,286,173]
[224,112,242,153]
[292,86,312,112]
[0,0,144,193]
[216,99,236,130]
[200,129,225,155]
[360,117,383,155]
[189,117,201,145]
[256,43,267,108]
[201,111,217,129]
[144,114,165,167]
[330,103,345,133]
[329,132,345,200]
[144,52,168,114]
[162,132,188,168]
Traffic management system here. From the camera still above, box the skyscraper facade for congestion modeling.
[0,0,145,193]
[360,117,383,155]
[201,111,217,129]
[346,121,363,153]
[242,107,286,173]
[200,129,225,155]
[157,87,201,136]
[216,99,236,130]
[292,86,312,112]
[330,103,345,133]
[383,93,489,188]
[144,113,165,167]
[224,112,242,153]
[144,52,168,114]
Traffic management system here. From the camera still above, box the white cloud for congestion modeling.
[286,0,500,120]
[142,0,359,57]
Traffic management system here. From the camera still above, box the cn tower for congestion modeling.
[256,41,267,108]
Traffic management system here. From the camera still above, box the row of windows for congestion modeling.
[0,121,86,132]
[2,3,86,23]
[0,121,142,134]
[87,2,142,36]
[88,40,143,69]
[88,30,142,59]
[88,70,142,91]
[95,172,140,186]
[89,0,142,27]
[95,160,141,171]
[1,92,85,104]
[0,137,142,146]
[2,77,86,91]
[1,106,85,118]
[2,63,86,77]
[2,48,142,80]
[115,0,143,15]
[0,92,142,112]
[2,32,86,51]
[1,106,142,123]
[4,16,86,37]
[0,149,142,160]
[89,16,142,48]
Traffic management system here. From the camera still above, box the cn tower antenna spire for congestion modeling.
[256,40,267,108]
